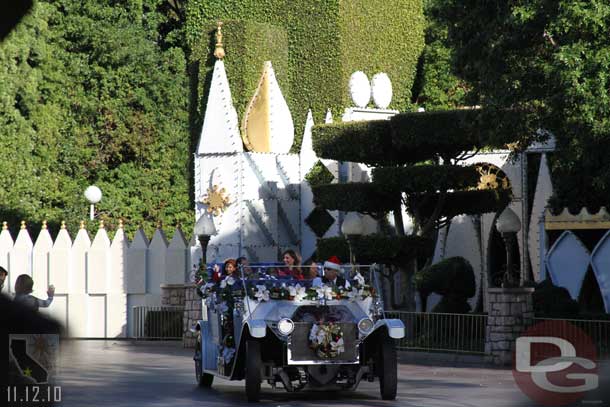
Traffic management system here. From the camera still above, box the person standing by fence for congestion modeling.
[0,266,7,294]
[14,274,54,311]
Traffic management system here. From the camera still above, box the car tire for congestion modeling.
[195,341,214,387]
[379,335,397,400]
[245,340,262,402]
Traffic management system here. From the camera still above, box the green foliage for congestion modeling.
[439,0,610,210]
[312,183,399,215]
[0,1,192,237]
[414,256,475,313]
[185,0,425,148]
[305,161,335,187]
[372,165,479,194]
[190,20,289,131]
[316,235,434,266]
[312,109,525,166]
[410,0,471,110]
[533,279,579,317]
[406,190,510,219]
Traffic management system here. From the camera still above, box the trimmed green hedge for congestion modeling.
[407,189,510,219]
[185,0,425,148]
[372,165,479,194]
[317,234,434,265]
[414,256,475,313]
[312,109,526,165]
[312,183,399,214]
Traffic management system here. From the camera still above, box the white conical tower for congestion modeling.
[197,23,242,154]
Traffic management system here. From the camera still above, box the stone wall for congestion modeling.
[160,284,187,307]
[485,287,534,366]
[183,284,202,348]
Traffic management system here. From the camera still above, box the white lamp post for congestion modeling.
[496,206,521,287]
[194,213,217,267]
[342,212,364,266]
[84,185,102,221]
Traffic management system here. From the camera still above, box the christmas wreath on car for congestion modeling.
[308,322,345,359]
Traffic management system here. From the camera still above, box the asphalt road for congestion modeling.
[56,340,531,407]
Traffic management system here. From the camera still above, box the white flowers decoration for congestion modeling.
[316,285,334,301]
[254,285,270,302]
[219,275,235,289]
[288,283,307,301]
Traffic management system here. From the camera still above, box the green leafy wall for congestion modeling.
[190,20,289,128]
[185,0,425,148]
[0,0,191,238]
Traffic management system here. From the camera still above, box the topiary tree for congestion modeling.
[312,108,517,310]
[414,256,475,313]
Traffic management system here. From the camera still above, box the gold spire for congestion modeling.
[214,21,225,60]
[42,220,48,230]
[61,221,66,230]
[20,220,26,230]
[80,220,85,229]
[156,220,162,229]
[99,220,105,229]
[118,219,124,229]
[2,221,7,231]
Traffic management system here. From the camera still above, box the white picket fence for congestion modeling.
[0,222,199,338]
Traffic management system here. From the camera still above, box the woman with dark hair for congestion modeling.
[14,274,54,311]
[278,249,303,279]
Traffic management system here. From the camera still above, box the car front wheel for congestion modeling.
[379,335,397,400]
[245,340,262,402]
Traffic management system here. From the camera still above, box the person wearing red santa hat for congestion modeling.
[312,256,350,288]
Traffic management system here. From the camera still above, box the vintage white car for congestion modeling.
[193,264,405,402]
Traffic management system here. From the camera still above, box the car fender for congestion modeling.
[245,319,267,338]
[372,318,405,339]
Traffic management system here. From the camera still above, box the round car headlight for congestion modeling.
[358,318,374,335]
[277,318,294,336]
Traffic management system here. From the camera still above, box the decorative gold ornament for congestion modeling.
[61,221,66,230]
[2,221,7,231]
[79,220,85,229]
[118,219,124,229]
[476,164,510,190]
[200,185,231,216]
[214,21,225,60]
[20,220,26,230]
[242,62,272,152]
[99,220,105,229]
[42,220,48,230]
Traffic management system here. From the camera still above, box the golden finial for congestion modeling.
[2,221,7,231]
[42,220,48,230]
[60,221,66,230]
[99,220,105,229]
[79,220,85,229]
[213,21,225,60]
[20,220,26,230]
[156,220,162,229]
[118,219,124,229]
